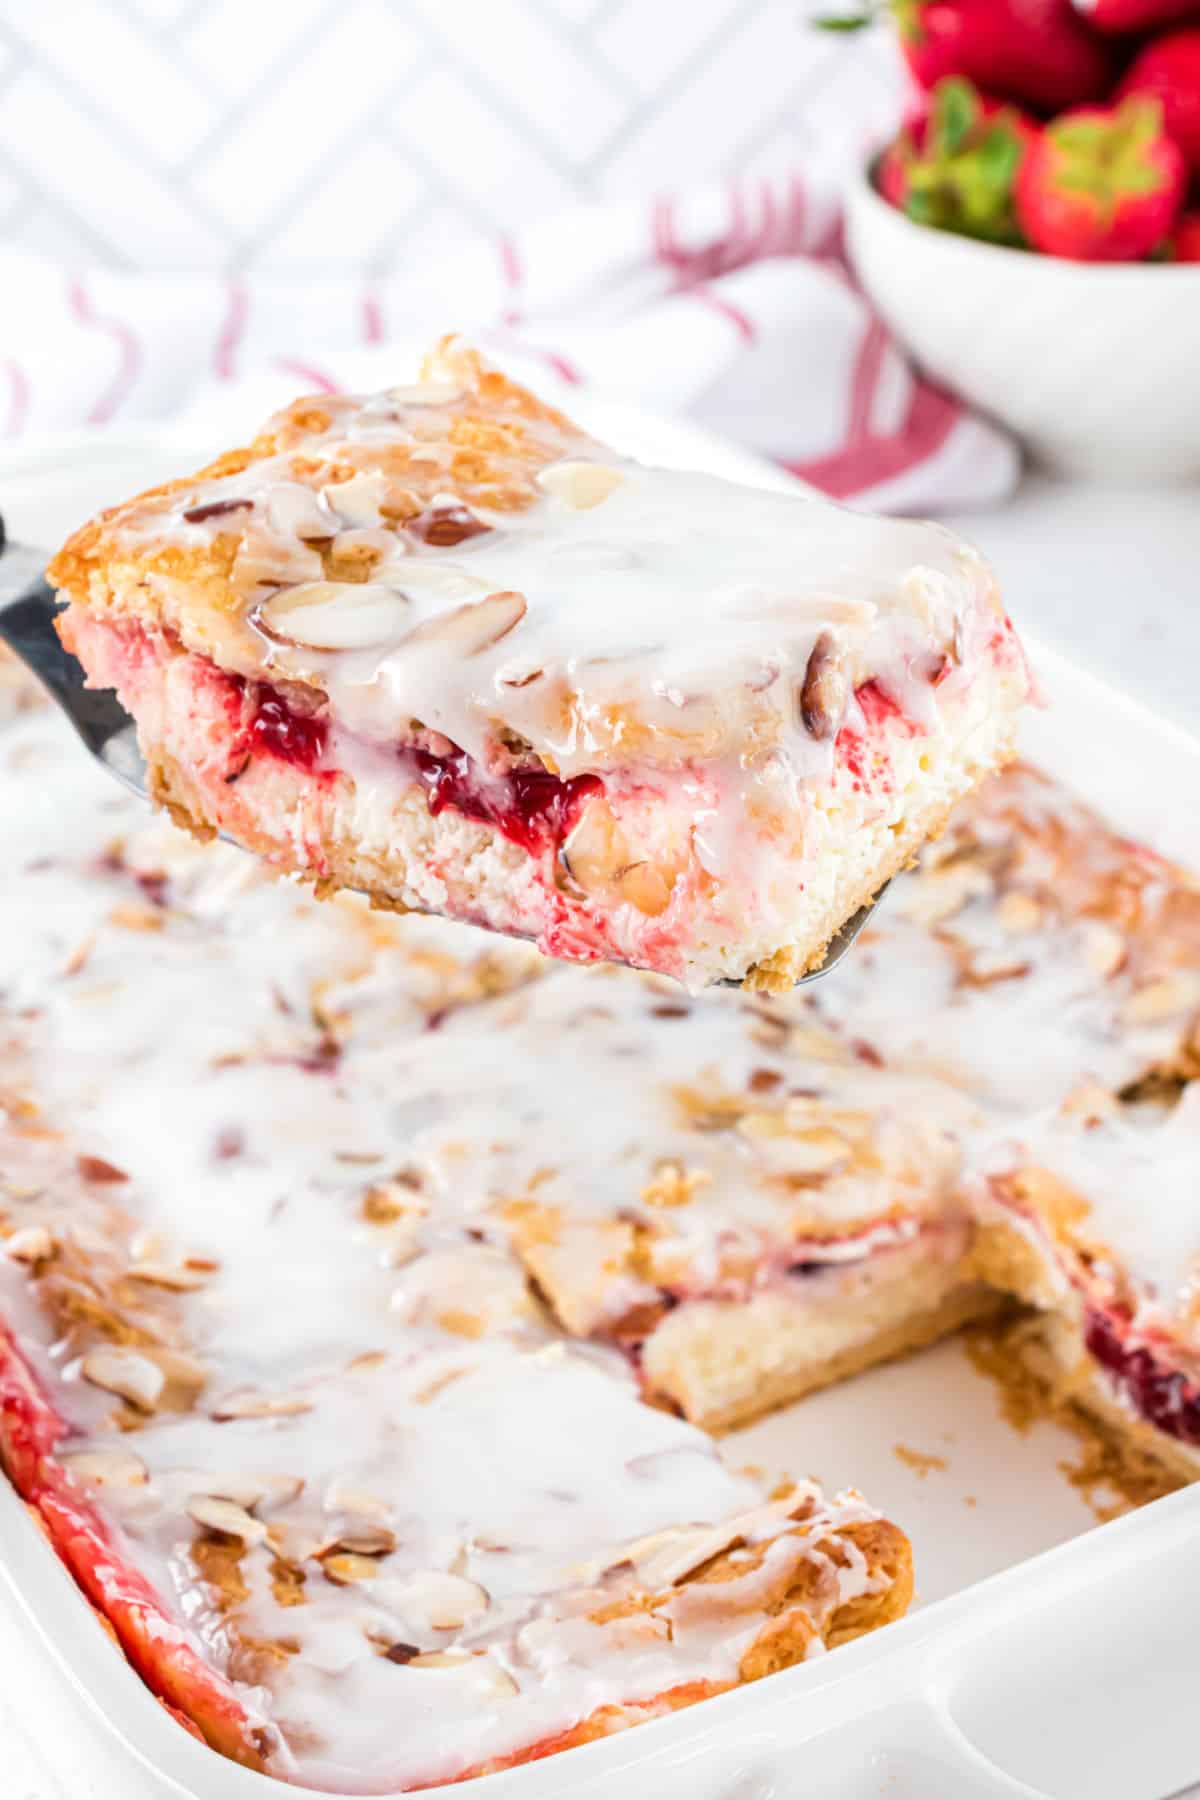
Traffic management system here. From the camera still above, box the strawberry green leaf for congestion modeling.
[934,79,980,158]
[812,7,878,27]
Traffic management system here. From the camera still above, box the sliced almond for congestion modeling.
[319,1522,397,1557]
[266,482,338,542]
[618,861,674,918]
[633,1519,744,1590]
[592,1610,673,1652]
[127,1261,209,1292]
[361,1181,427,1228]
[561,801,676,919]
[152,1347,210,1400]
[385,381,462,409]
[407,501,491,548]
[379,562,489,604]
[782,1126,852,1175]
[322,1552,381,1585]
[899,862,993,927]
[108,904,164,934]
[402,590,526,658]
[560,801,624,897]
[233,533,323,589]
[380,1570,489,1633]
[187,1495,267,1545]
[195,1472,302,1511]
[1061,1080,1118,1124]
[640,1160,710,1209]
[797,632,848,742]
[81,1348,165,1411]
[729,1482,822,1537]
[62,934,95,977]
[536,460,624,511]
[1082,922,1126,979]
[407,1651,518,1696]
[61,1448,148,1488]
[256,580,410,652]
[997,891,1043,934]
[325,471,389,528]
[210,1389,314,1421]
[1123,973,1200,1025]
[77,1154,129,1185]
[5,1225,55,1264]
[324,1478,392,1518]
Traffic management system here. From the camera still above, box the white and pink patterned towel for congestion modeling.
[0,164,1018,513]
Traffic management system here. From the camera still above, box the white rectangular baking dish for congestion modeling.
[1,429,1198,1800]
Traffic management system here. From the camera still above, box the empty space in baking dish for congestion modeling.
[2,426,1198,1800]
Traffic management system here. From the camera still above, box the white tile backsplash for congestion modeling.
[0,0,900,272]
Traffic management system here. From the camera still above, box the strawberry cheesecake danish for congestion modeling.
[0,712,913,1791]
[49,338,1032,990]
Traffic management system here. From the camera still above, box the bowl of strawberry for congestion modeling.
[841,0,1200,479]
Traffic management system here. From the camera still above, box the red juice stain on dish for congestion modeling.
[1085,1306,1200,1446]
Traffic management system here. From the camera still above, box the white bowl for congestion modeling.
[845,164,1200,482]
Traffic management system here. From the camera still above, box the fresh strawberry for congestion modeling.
[1167,208,1200,254]
[892,1,1114,113]
[1016,96,1186,258]
[878,79,1033,244]
[1070,0,1200,33]
[1118,29,1200,173]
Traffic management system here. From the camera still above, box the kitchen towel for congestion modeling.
[0,161,1018,513]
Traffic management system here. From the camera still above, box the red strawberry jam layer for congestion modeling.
[248,690,328,771]
[1085,1306,1200,1447]
[408,747,601,857]
[245,681,600,856]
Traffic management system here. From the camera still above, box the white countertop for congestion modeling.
[1,453,1196,1799]
[942,476,1199,738]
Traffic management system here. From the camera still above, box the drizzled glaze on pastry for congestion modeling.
[2,686,1199,1781]
[0,709,905,1791]
[50,338,1015,788]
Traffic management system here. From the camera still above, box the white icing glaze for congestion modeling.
[0,709,890,1790]
[65,365,1029,992]
[2,682,1198,1786]
[131,384,1005,783]
[257,464,995,780]
[980,1089,1200,1337]
[807,774,1200,1339]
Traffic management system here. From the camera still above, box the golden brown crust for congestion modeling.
[964,1312,1195,1504]
[654,1281,1005,1435]
[47,337,586,686]
[742,765,1015,994]
[443,1511,913,1788]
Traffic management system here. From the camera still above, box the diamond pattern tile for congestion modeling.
[0,0,900,272]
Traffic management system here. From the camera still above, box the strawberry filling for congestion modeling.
[244,682,601,854]
[1084,1306,1200,1448]
[406,747,601,857]
[611,1214,931,1359]
[994,1179,1200,1450]
[247,689,328,771]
